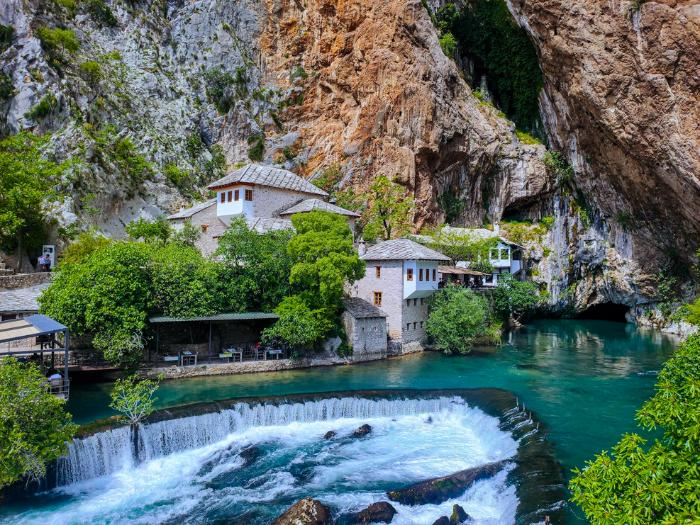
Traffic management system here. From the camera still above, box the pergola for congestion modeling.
[0,314,70,398]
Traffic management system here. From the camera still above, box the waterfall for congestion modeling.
[56,396,470,487]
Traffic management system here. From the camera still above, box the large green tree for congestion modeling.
[361,176,415,241]
[215,217,294,312]
[288,211,364,310]
[0,358,76,488]
[261,296,334,356]
[570,334,700,523]
[426,285,498,354]
[491,273,541,322]
[0,132,68,264]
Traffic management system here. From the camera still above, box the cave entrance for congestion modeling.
[576,302,630,322]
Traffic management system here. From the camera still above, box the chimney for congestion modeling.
[493,223,500,235]
[358,239,367,256]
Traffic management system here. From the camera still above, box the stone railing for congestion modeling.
[0,272,53,290]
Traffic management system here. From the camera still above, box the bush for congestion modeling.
[35,27,80,55]
[25,93,58,120]
[125,216,172,244]
[163,163,194,194]
[543,151,574,185]
[0,72,14,101]
[262,296,334,356]
[0,358,77,487]
[85,0,118,26]
[570,334,700,523]
[0,24,13,52]
[204,68,236,113]
[79,60,102,83]
[439,32,458,57]
[492,273,541,322]
[515,129,542,145]
[247,134,265,161]
[426,285,495,354]
[185,132,205,158]
[59,230,111,267]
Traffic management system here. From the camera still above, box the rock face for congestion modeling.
[272,498,333,525]
[507,0,700,271]
[387,461,506,505]
[260,0,551,231]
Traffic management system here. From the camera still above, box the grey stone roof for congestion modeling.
[167,199,216,220]
[343,297,387,319]
[279,198,360,217]
[208,164,328,197]
[0,283,49,314]
[361,239,451,262]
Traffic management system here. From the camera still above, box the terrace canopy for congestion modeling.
[0,314,70,398]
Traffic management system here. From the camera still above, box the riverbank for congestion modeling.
[142,344,425,380]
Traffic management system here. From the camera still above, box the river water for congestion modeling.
[1,320,677,524]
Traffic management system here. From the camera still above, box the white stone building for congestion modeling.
[349,239,450,347]
[168,164,359,255]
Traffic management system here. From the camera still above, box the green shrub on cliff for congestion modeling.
[570,334,700,523]
[36,27,80,55]
[25,94,58,120]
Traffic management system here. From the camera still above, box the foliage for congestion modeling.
[439,32,458,57]
[515,129,542,145]
[204,68,236,113]
[0,24,13,52]
[261,296,334,355]
[79,60,103,83]
[437,189,465,224]
[125,216,172,244]
[570,334,700,523]
[361,176,415,241]
[540,216,555,230]
[35,27,80,56]
[85,0,118,27]
[491,273,541,321]
[288,211,365,310]
[290,65,308,83]
[0,132,67,253]
[437,0,543,134]
[215,217,294,312]
[420,227,498,269]
[186,132,205,159]
[39,242,153,369]
[0,72,13,101]
[543,151,574,185]
[247,134,265,162]
[426,285,495,355]
[171,220,201,247]
[0,358,76,488]
[684,299,700,326]
[58,230,111,267]
[109,374,160,426]
[54,0,77,13]
[312,164,344,193]
[500,220,548,246]
[163,163,195,196]
[89,125,153,195]
[25,94,58,120]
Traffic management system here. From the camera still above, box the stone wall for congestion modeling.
[0,272,52,290]
[341,312,387,356]
[402,297,430,343]
[351,261,405,340]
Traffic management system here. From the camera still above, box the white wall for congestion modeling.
[403,260,440,299]
[216,185,254,218]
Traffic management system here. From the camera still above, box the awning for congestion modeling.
[438,266,488,276]
[0,314,67,344]
[149,312,279,324]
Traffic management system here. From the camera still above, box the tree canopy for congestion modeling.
[110,374,160,426]
[570,334,700,523]
[0,132,68,257]
[0,358,76,488]
[426,285,499,354]
[361,176,415,241]
[492,273,541,322]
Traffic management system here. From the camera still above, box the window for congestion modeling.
[490,249,499,260]
[413,299,417,306]
[501,248,510,260]
[420,321,424,328]
[413,322,417,329]
[375,266,381,278]
[245,189,253,201]
[406,323,411,331]
[432,269,437,281]
[234,189,240,201]
[220,192,225,203]
[407,268,413,281]
[419,269,423,281]
[227,191,233,202]
[373,292,382,307]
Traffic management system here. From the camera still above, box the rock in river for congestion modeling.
[272,498,333,525]
[450,504,471,524]
[432,517,450,525]
[387,461,506,505]
[324,430,337,440]
[352,424,372,438]
[351,501,397,523]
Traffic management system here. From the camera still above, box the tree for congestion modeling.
[288,211,364,310]
[570,334,700,523]
[0,358,76,488]
[261,296,334,356]
[362,176,415,241]
[0,132,68,266]
[171,220,201,247]
[58,230,111,267]
[421,227,498,269]
[110,374,160,426]
[39,242,153,369]
[125,216,172,244]
[491,274,540,322]
[215,217,294,312]
[426,285,497,355]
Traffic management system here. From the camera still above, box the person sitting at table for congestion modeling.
[47,369,63,393]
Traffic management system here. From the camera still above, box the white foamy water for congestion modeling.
[3,397,520,525]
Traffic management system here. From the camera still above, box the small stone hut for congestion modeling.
[342,297,388,357]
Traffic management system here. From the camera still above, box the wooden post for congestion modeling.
[208,321,212,358]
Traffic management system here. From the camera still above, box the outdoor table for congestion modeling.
[219,352,233,363]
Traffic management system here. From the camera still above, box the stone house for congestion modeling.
[349,238,450,347]
[168,164,359,255]
[341,297,388,357]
